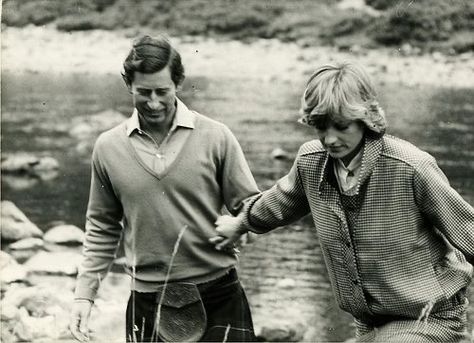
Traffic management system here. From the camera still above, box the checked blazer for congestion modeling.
[244,134,474,321]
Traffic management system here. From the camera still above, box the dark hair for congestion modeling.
[121,34,185,87]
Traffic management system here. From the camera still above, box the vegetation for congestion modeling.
[2,0,473,53]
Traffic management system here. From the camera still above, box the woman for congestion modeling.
[211,62,474,342]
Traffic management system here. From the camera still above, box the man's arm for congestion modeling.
[218,125,260,215]
[414,155,474,264]
[71,143,124,341]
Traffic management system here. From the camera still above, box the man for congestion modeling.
[213,62,474,342]
[70,34,259,342]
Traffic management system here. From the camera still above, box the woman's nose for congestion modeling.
[323,130,338,145]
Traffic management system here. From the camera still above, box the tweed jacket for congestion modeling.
[245,134,474,320]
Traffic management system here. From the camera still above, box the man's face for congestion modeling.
[130,67,178,130]
[314,118,365,165]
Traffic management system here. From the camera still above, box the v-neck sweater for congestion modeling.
[75,112,259,300]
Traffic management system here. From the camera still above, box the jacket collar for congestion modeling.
[318,135,383,195]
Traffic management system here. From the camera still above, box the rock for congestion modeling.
[24,251,83,276]
[44,224,84,245]
[1,321,17,343]
[0,303,20,321]
[336,0,381,16]
[1,153,59,177]
[2,284,74,317]
[70,109,125,140]
[90,299,126,342]
[9,237,44,250]
[113,256,127,266]
[271,148,290,160]
[14,306,69,341]
[0,250,28,283]
[1,174,39,190]
[9,249,39,264]
[276,278,297,289]
[1,201,43,241]
[259,323,305,342]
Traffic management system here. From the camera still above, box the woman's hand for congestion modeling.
[210,214,249,251]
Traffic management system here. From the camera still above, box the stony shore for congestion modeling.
[2,25,474,88]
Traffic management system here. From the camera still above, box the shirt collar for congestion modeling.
[126,97,195,136]
[336,148,363,173]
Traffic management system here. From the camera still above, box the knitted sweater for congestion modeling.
[75,111,259,300]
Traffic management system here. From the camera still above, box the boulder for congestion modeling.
[70,109,125,139]
[9,237,44,250]
[1,201,43,241]
[258,323,305,342]
[0,250,28,283]
[271,147,291,160]
[24,251,83,276]
[13,307,69,341]
[2,284,74,316]
[1,153,59,177]
[1,174,39,190]
[276,277,297,289]
[44,224,84,244]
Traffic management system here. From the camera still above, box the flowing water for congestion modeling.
[2,72,473,341]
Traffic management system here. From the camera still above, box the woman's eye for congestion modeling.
[334,123,349,131]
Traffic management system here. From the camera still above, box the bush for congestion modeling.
[56,15,100,31]
[1,1,29,27]
[373,0,474,45]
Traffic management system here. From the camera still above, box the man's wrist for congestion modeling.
[74,298,94,304]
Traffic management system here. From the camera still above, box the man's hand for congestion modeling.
[210,214,248,251]
[69,299,93,342]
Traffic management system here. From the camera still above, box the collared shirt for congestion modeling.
[126,98,195,175]
[334,149,363,195]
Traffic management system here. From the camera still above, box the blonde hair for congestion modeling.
[299,62,387,135]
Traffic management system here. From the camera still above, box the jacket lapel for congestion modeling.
[317,154,346,224]
[314,136,383,223]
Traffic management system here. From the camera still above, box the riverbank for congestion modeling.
[2,25,474,89]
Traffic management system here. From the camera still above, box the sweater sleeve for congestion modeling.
[74,140,124,301]
[219,125,260,215]
[414,155,474,264]
[242,147,311,233]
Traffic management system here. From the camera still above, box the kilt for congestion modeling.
[126,268,255,342]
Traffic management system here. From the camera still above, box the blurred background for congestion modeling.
[1,0,473,342]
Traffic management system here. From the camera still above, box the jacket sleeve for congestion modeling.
[242,147,311,233]
[414,155,474,264]
[74,141,124,301]
[219,125,260,215]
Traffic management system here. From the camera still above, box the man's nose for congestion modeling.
[147,91,161,109]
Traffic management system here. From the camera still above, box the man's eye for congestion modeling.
[137,89,152,97]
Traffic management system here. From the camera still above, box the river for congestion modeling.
[1,71,473,341]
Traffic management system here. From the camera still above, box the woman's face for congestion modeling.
[314,118,365,165]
